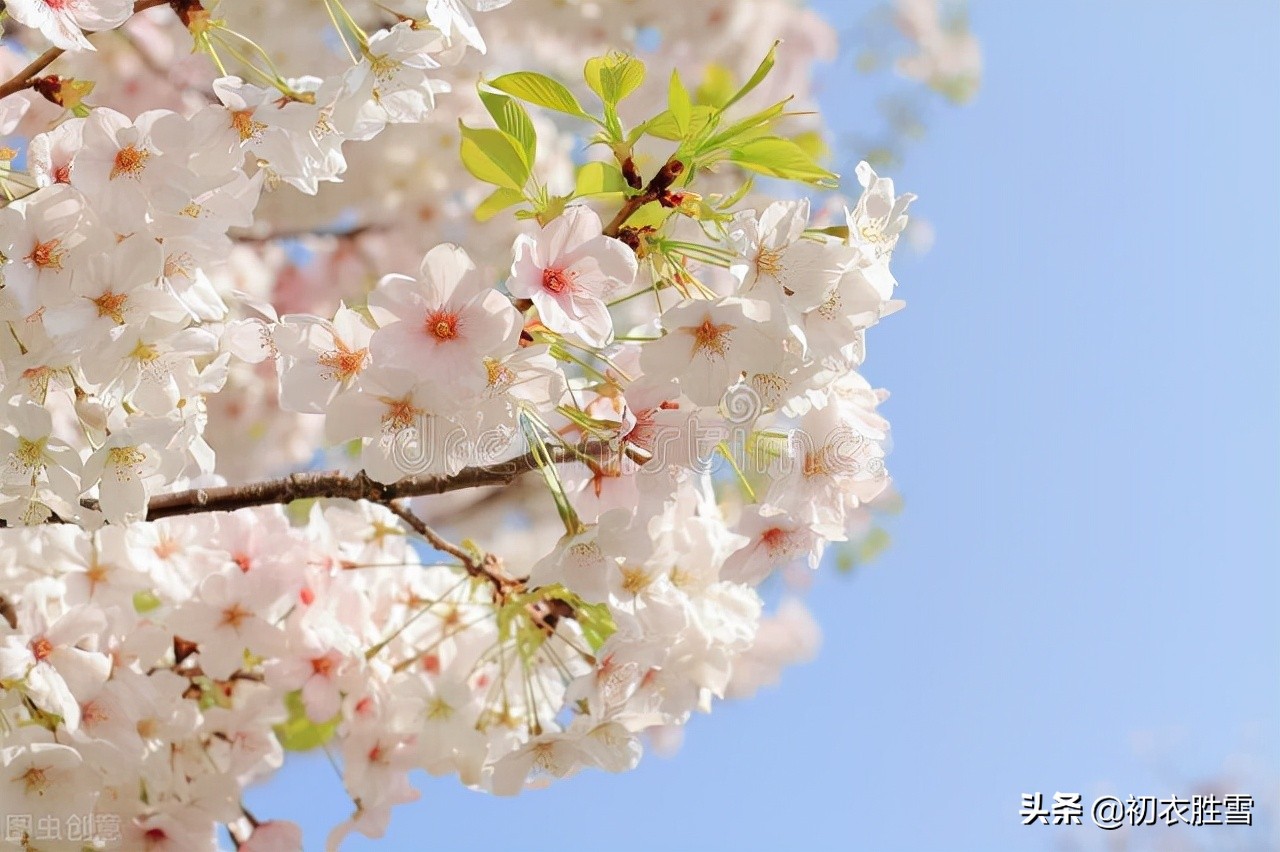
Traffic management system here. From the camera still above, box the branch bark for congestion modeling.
[602,158,684,237]
[383,501,520,596]
[5,441,609,528]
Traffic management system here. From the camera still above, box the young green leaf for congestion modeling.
[474,186,526,222]
[486,72,591,119]
[478,89,537,164]
[729,136,838,188]
[702,97,793,153]
[634,110,683,141]
[668,69,692,135]
[696,63,736,108]
[575,599,617,653]
[458,121,531,191]
[573,161,628,197]
[273,690,341,751]
[716,175,756,211]
[585,52,646,106]
[723,41,779,110]
[636,104,719,146]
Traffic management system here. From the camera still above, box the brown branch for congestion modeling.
[601,158,685,237]
[382,501,520,597]
[382,501,472,565]
[0,441,611,530]
[0,0,174,103]
[137,441,608,522]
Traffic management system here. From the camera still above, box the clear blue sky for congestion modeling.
[248,3,1280,849]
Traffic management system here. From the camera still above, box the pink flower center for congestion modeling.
[424,308,459,341]
[110,145,150,180]
[29,636,53,662]
[688,316,736,359]
[25,238,64,270]
[760,526,794,556]
[541,267,573,294]
[220,603,251,629]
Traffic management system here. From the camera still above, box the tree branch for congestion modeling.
[0,441,610,529]
[602,158,684,237]
[0,0,174,103]
[382,501,520,596]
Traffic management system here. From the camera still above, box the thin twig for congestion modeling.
[382,501,471,565]
[382,500,520,596]
[602,157,684,237]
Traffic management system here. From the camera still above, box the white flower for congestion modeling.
[0,606,111,731]
[82,419,183,524]
[639,297,785,406]
[508,205,637,346]
[71,108,196,229]
[0,401,84,523]
[0,184,103,323]
[349,22,448,130]
[0,739,96,821]
[847,161,917,263]
[6,0,132,51]
[368,244,520,393]
[730,199,857,313]
[173,570,287,680]
[274,305,375,414]
[324,368,475,482]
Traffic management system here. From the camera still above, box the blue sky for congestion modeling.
[248,3,1280,849]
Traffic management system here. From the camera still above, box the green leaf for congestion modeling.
[723,41,779,110]
[534,194,570,226]
[790,129,828,162]
[132,590,162,614]
[729,137,838,188]
[274,690,341,751]
[668,69,692,135]
[475,186,526,222]
[716,175,755,211]
[625,200,673,230]
[573,161,627,197]
[585,52,646,106]
[478,90,536,164]
[703,97,792,152]
[537,585,617,654]
[696,63,736,108]
[458,121,530,192]
[486,72,590,119]
[285,497,316,525]
[637,105,719,146]
[574,598,617,653]
[810,224,850,240]
[636,110,683,141]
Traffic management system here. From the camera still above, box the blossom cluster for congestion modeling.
[0,0,948,848]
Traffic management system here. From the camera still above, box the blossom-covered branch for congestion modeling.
[0,0,977,847]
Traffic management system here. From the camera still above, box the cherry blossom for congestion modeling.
[368,244,521,394]
[6,0,133,52]
[0,0,967,844]
[640,297,787,406]
[509,205,637,346]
